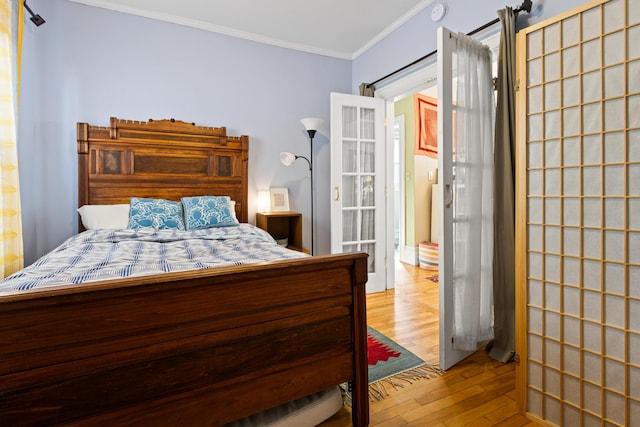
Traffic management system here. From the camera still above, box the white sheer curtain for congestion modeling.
[452,33,495,351]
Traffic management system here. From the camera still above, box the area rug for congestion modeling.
[366,326,443,400]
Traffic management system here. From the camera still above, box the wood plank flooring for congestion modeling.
[320,262,538,426]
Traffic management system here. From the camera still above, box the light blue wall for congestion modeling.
[19,0,350,264]
[352,0,591,93]
[19,0,592,265]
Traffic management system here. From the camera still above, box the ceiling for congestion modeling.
[67,0,435,59]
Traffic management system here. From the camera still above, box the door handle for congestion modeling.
[445,184,453,208]
[335,186,340,201]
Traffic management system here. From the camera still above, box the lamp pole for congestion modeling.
[306,130,316,255]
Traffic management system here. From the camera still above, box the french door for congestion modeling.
[330,92,387,293]
[437,26,495,370]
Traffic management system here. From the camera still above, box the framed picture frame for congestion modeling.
[414,93,438,158]
[269,187,290,212]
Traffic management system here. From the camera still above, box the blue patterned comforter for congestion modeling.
[0,224,307,292]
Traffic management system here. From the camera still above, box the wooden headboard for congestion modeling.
[77,117,249,229]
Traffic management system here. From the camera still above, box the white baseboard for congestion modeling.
[399,245,418,266]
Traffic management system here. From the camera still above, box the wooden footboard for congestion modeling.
[0,253,369,426]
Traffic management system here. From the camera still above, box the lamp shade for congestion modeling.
[300,117,323,132]
[280,152,296,166]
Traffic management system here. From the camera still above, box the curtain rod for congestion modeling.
[364,0,531,90]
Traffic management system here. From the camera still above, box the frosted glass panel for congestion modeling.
[583,167,601,196]
[529,252,543,279]
[563,138,580,166]
[583,71,601,103]
[630,198,640,229]
[564,345,581,376]
[528,29,542,58]
[603,0,625,33]
[604,165,624,196]
[631,333,640,365]
[632,366,640,397]
[583,103,601,134]
[529,86,542,113]
[545,111,561,139]
[545,396,561,426]
[629,95,640,128]
[604,98,625,131]
[563,46,579,77]
[545,197,561,223]
[360,210,375,239]
[604,230,624,262]
[563,107,580,136]
[545,52,561,82]
[605,327,625,360]
[342,176,357,207]
[603,31,625,66]
[582,7,601,40]
[360,141,374,173]
[528,169,543,195]
[629,164,640,196]
[605,391,626,426]
[545,311,561,339]
[630,26,640,59]
[530,308,542,334]
[604,262,625,295]
[563,198,580,226]
[529,279,542,306]
[605,358,626,393]
[529,224,542,251]
[544,226,560,253]
[582,39,601,72]
[342,106,357,138]
[604,65,625,98]
[630,232,640,264]
[604,132,624,163]
[544,22,560,53]
[529,141,542,168]
[361,177,374,206]
[583,290,601,322]
[359,108,375,139]
[632,267,640,298]
[630,60,640,93]
[564,257,580,286]
[583,260,601,290]
[583,197,601,226]
[529,197,542,223]
[564,287,581,317]
[604,198,624,229]
[545,81,561,110]
[564,228,581,257]
[605,294,625,327]
[342,141,357,172]
[583,135,601,164]
[583,351,601,383]
[563,76,580,106]
[563,167,580,196]
[583,321,602,352]
[529,334,543,361]
[545,283,561,311]
[563,15,580,46]
[545,339,561,369]
[529,114,542,140]
[528,58,542,86]
[545,254,561,282]
[583,229,601,259]
[630,130,640,162]
[545,139,560,167]
[342,210,357,242]
[630,0,640,25]
[564,315,580,345]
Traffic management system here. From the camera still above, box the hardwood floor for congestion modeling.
[320,262,538,426]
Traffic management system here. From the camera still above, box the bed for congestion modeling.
[0,117,369,426]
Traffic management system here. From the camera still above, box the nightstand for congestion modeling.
[256,212,306,253]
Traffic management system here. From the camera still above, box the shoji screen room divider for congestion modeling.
[516,0,640,425]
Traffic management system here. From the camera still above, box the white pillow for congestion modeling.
[77,204,130,230]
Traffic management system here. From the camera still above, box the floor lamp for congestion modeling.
[280,117,323,255]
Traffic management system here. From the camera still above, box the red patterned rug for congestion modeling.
[366,326,443,400]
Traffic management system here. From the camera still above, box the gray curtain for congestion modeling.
[359,83,374,97]
[489,7,516,364]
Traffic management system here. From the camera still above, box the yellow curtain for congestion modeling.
[0,0,23,278]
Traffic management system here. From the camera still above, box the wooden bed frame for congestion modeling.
[0,118,369,426]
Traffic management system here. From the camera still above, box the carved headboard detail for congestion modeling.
[77,117,249,230]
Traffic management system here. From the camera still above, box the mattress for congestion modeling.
[224,386,344,427]
[0,224,306,292]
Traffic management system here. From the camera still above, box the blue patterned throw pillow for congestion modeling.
[181,196,239,230]
[128,197,185,230]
